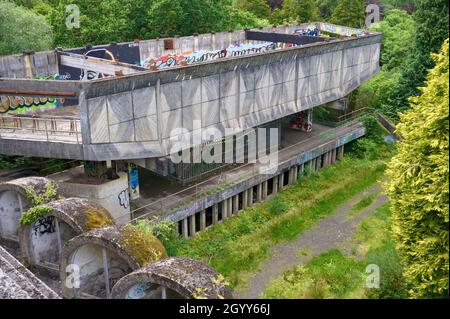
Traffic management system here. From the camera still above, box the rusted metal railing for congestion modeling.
[0,115,81,143]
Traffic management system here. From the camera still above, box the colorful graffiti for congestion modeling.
[142,42,277,70]
[128,163,140,200]
[289,110,313,132]
[0,95,64,114]
[294,27,320,37]
[0,75,64,114]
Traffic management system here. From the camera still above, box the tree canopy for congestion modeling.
[0,0,53,55]
[383,0,449,118]
[385,38,449,298]
[330,0,365,28]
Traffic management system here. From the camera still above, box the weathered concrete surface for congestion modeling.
[0,177,56,241]
[111,257,233,299]
[18,198,114,268]
[50,170,131,225]
[0,22,381,161]
[60,226,140,298]
[134,121,365,224]
[0,244,60,299]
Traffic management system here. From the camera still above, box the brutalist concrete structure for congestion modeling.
[0,22,381,233]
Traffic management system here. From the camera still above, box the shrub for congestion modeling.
[20,205,52,225]
[267,195,289,216]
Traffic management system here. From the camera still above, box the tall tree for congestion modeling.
[281,0,320,23]
[330,0,365,28]
[385,39,449,298]
[383,0,449,118]
[0,1,53,55]
[234,0,272,19]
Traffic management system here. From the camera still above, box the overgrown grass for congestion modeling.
[348,193,377,217]
[173,156,387,289]
[262,203,407,299]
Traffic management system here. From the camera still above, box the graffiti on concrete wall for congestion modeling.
[128,163,140,201]
[142,42,277,70]
[0,75,64,114]
[125,282,154,299]
[0,95,64,114]
[118,189,129,209]
[289,110,313,132]
[32,215,56,237]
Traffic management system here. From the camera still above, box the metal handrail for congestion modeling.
[0,115,81,143]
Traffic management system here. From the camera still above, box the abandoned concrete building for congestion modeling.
[0,22,381,299]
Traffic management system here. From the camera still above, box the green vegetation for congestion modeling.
[25,181,59,206]
[121,220,168,266]
[174,156,387,289]
[384,39,449,298]
[348,194,376,217]
[382,0,449,118]
[280,0,320,23]
[19,205,52,225]
[355,9,415,118]
[84,208,115,230]
[330,0,365,28]
[263,203,407,299]
[0,1,53,55]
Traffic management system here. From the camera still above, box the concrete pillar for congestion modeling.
[233,195,239,215]
[262,180,268,199]
[309,160,314,174]
[257,183,262,202]
[273,176,279,194]
[228,198,233,216]
[212,204,219,224]
[200,209,206,230]
[300,163,305,177]
[182,218,189,238]
[294,166,298,181]
[247,188,253,207]
[189,214,196,236]
[279,173,284,189]
[338,145,344,160]
[317,156,322,170]
[243,190,248,209]
[222,200,228,220]
[331,148,337,164]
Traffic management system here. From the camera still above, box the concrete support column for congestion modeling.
[233,195,239,215]
[257,183,263,202]
[279,173,284,189]
[331,148,336,164]
[262,180,268,199]
[182,218,189,238]
[317,156,322,170]
[273,176,279,194]
[222,200,228,220]
[294,166,298,181]
[308,160,314,174]
[189,214,196,237]
[300,163,305,177]
[200,209,206,230]
[228,198,233,216]
[338,145,344,160]
[212,204,219,224]
[247,188,253,207]
[288,168,294,185]
[242,190,248,209]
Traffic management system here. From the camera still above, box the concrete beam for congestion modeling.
[59,52,146,76]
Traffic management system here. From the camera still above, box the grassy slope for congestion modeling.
[262,202,407,299]
[174,156,387,289]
